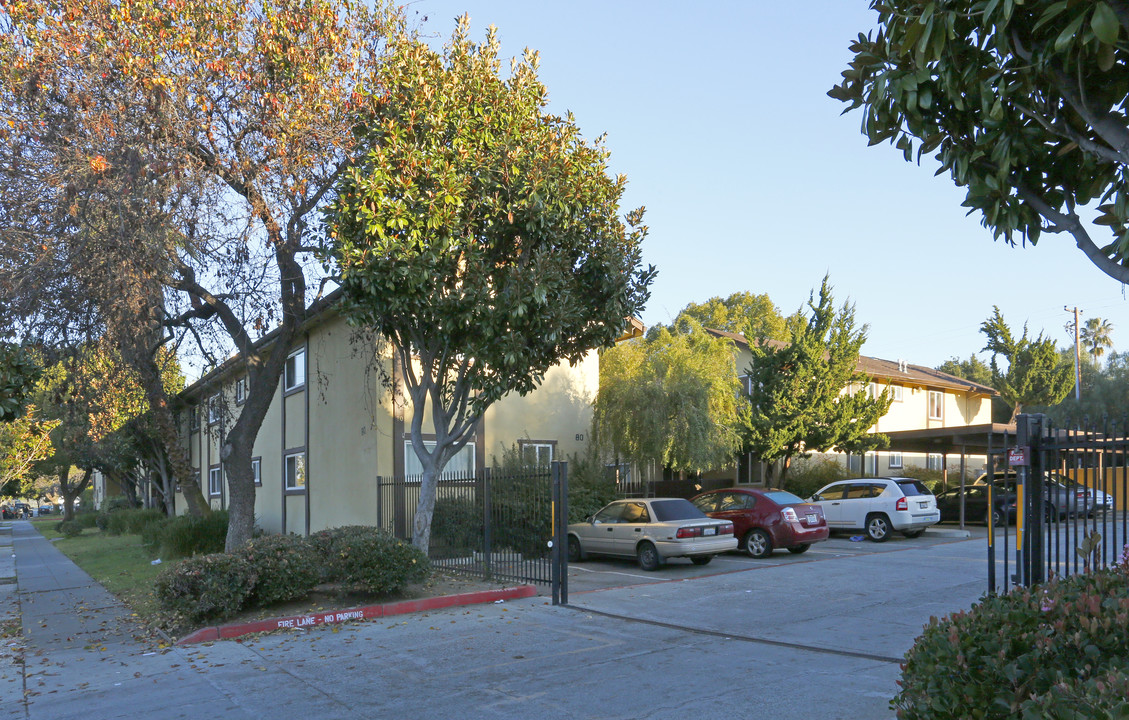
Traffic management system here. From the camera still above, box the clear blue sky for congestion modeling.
[412,1,1129,369]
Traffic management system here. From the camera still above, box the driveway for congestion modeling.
[8,520,990,720]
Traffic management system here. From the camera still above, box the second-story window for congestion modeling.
[235,377,247,405]
[928,390,944,421]
[207,395,220,425]
[285,348,306,392]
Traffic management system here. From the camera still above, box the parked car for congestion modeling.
[0,505,13,520]
[36,504,52,516]
[13,502,31,518]
[1046,474,1112,517]
[689,487,829,558]
[973,471,1087,519]
[807,477,940,542]
[935,485,1018,526]
[567,498,736,570]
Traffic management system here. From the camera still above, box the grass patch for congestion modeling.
[32,520,164,619]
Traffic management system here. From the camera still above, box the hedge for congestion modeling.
[310,525,430,595]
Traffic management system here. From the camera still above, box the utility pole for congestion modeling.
[1066,306,1082,401]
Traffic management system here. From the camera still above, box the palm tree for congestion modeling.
[1081,317,1114,363]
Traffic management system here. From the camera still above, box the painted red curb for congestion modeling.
[178,584,538,645]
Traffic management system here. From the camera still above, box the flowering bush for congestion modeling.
[154,552,257,622]
[894,553,1129,719]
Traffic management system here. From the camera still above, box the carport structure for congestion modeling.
[878,422,1017,527]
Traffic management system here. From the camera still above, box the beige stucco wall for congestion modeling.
[874,384,991,432]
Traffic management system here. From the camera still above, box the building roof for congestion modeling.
[704,328,999,397]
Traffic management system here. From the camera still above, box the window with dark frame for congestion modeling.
[284,349,306,392]
[285,452,306,491]
[208,466,222,497]
[235,377,247,405]
[207,395,220,425]
[252,457,262,487]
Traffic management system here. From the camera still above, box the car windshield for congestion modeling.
[896,480,932,496]
[762,491,805,505]
[650,499,706,522]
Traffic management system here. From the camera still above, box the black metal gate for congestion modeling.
[375,462,568,603]
[988,414,1126,594]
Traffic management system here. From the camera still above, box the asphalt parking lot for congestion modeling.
[565,523,981,594]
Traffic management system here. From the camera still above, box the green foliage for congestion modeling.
[832,0,1129,283]
[784,458,851,500]
[894,562,1129,719]
[104,507,166,536]
[981,306,1074,421]
[565,447,618,524]
[0,344,42,423]
[143,510,228,559]
[936,355,993,387]
[154,553,257,623]
[740,276,892,487]
[95,512,111,532]
[234,534,321,607]
[596,317,743,475]
[74,510,99,529]
[895,466,947,493]
[430,497,483,559]
[675,292,792,343]
[56,520,83,537]
[1080,317,1115,363]
[310,526,430,595]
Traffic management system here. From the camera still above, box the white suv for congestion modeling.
[808,477,940,542]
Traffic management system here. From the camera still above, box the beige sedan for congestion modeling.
[567,498,737,570]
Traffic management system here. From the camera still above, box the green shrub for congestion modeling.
[430,497,483,559]
[311,525,429,595]
[154,552,256,623]
[105,508,167,536]
[74,511,100,529]
[235,534,320,607]
[784,457,849,499]
[566,447,618,523]
[56,520,83,537]
[105,496,135,512]
[144,510,228,559]
[894,561,1129,719]
[95,512,111,532]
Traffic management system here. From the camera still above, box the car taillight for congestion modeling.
[676,527,702,538]
[781,507,799,523]
[719,522,734,535]
[896,497,908,511]
[1076,491,1087,499]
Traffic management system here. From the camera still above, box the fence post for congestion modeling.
[482,467,492,580]
[1018,414,1046,586]
[558,461,568,605]
[550,462,561,606]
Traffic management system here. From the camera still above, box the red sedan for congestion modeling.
[690,487,829,558]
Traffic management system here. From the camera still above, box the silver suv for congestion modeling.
[808,477,940,542]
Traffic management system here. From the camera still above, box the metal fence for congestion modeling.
[988,414,1127,595]
[375,463,568,602]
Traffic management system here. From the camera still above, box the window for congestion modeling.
[594,503,624,523]
[285,452,306,491]
[188,406,199,433]
[403,440,475,479]
[890,385,904,402]
[519,441,553,468]
[927,453,943,471]
[208,466,222,497]
[207,395,220,425]
[235,377,247,405]
[889,452,903,469]
[928,390,944,420]
[284,349,306,392]
[620,502,650,524]
[252,457,262,487]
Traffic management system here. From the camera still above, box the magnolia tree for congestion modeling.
[326,18,655,553]
[832,1,1129,284]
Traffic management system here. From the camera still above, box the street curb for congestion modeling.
[926,528,972,538]
[178,584,538,645]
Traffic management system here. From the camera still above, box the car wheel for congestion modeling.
[786,544,810,554]
[986,508,1003,527]
[690,556,712,566]
[567,535,582,563]
[902,529,924,539]
[636,541,662,571]
[865,514,891,542]
[743,529,773,559]
[1045,504,1058,522]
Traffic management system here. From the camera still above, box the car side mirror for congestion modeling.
[591,518,601,525]
[809,494,821,502]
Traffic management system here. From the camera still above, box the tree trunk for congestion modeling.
[60,468,91,522]
[223,448,254,551]
[411,464,439,555]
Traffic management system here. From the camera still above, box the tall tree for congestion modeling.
[740,277,892,487]
[831,1,1129,284]
[0,0,403,548]
[325,18,655,553]
[1081,317,1115,363]
[594,318,744,479]
[676,292,791,342]
[981,306,1074,422]
[0,345,42,423]
[937,355,994,387]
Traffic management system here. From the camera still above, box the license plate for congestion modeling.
[806,513,818,524]
[702,527,716,536]
[919,502,929,509]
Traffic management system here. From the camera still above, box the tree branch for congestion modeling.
[1015,182,1129,283]
[1050,65,1129,164]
